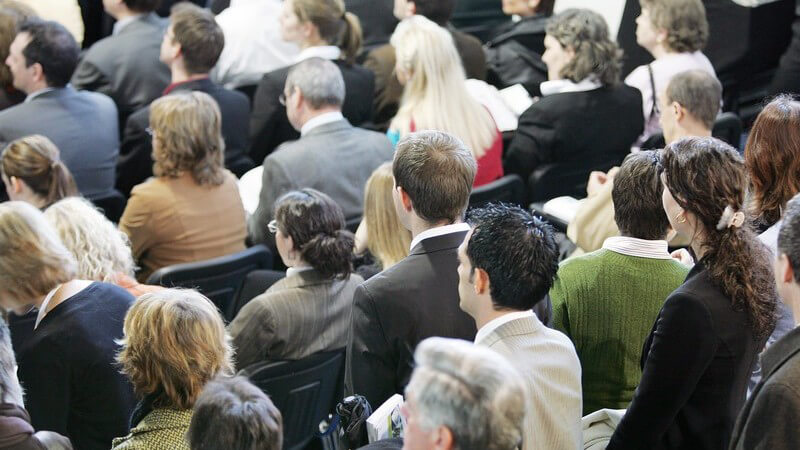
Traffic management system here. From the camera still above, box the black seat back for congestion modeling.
[146,245,273,321]
[91,190,127,223]
[239,350,345,450]
[469,174,526,208]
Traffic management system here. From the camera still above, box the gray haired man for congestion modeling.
[248,57,394,248]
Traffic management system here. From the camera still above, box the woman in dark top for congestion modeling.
[607,137,778,450]
[0,201,136,450]
[503,9,643,201]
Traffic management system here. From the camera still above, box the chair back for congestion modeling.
[91,190,127,223]
[146,245,273,321]
[345,216,362,234]
[234,269,287,315]
[239,350,345,450]
[712,112,743,151]
[469,174,526,208]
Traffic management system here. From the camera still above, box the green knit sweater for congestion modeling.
[550,248,689,415]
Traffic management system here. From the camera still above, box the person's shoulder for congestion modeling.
[558,248,611,271]
[358,255,415,296]
[261,65,291,85]
[86,282,136,307]
[451,28,482,49]
[78,89,117,109]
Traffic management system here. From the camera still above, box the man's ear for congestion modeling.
[673,102,685,122]
[780,253,795,284]
[474,267,490,296]
[30,62,45,85]
[9,176,23,194]
[397,185,414,213]
[432,425,455,450]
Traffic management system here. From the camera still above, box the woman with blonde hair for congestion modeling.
[112,289,234,449]
[0,201,135,450]
[249,0,374,160]
[354,162,411,279]
[389,15,503,187]
[44,197,162,298]
[0,134,78,208]
[119,91,247,281]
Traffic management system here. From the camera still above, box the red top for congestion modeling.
[409,121,504,188]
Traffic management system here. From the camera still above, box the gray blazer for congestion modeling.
[248,119,393,247]
[0,87,119,200]
[729,326,800,450]
[229,269,363,369]
[71,12,170,123]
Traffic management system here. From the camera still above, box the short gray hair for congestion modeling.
[285,57,345,109]
[779,193,800,283]
[665,70,722,130]
[406,337,526,450]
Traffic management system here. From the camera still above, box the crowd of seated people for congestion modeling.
[2,1,800,450]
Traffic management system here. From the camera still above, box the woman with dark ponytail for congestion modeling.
[0,134,78,209]
[229,188,361,368]
[607,137,777,450]
[249,0,375,162]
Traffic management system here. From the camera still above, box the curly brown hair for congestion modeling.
[640,0,708,53]
[661,137,777,339]
[744,94,800,227]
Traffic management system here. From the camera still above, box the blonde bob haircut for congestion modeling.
[639,0,708,53]
[291,0,362,64]
[390,15,496,160]
[363,162,410,269]
[44,197,135,281]
[116,289,234,410]
[0,201,76,306]
[150,91,226,187]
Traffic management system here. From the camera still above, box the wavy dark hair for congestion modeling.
[274,189,354,279]
[661,137,777,339]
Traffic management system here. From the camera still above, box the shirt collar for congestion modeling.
[162,76,210,96]
[475,310,537,345]
[300,111,345,136]
[409,222,470,253]
[24,87,58,103]
[295,45,341,63]
[540,76,602,97]
[112,13,145,35]
[602,236,671,259]
[286,266,314,278]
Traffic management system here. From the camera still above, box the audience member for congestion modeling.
[0,319,72,450]
[344,0,396,52]
[0,1,35,111]
[0,19,118,200]
[18,0,83,46]
[569,70,720,253]
[118,2,253,196]
[353,162,412,280]
[729,193,800,449]
[249,0,374,163]
[119,91,247,281]
[459,203,582,450]
[188,376,283,450]
[484,0,553,95]
[551,151,689,415]
[389,15,502,187]
[625,0,716,149]
[0,135,78,208]
[0,201,135,450]
[43,197,163,298]
[231,189,361,368]
[112,289,233,449]
[247,58,391,248]
[743,94,800,388]
[607,137,778,450]
[365,0,486,128]
[346,130,478,409]
[71,0,170,125]
[503,8,643,201]
[212,0,299,89]
[401,337,526,450]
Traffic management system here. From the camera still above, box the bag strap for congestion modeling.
[647,63,659,120]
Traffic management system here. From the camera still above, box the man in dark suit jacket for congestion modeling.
[730,194,800,450]
[248,58,393,248]
[364,0,486,129]
[345,130,478,409]
[117,3,252,195]
[71,0,170,127]
[0,19,118,200]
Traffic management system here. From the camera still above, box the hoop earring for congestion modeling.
[675,213,687,224]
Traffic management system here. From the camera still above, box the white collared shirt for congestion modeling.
[295,45,342,63]
[300,111,345,136]
[474,310,536,345]
[24,87,58,103]
[602,236,671,259]
[540,76,602,97]
[112,14,144,35]
[286,266,314,278]
[409,222,471,252]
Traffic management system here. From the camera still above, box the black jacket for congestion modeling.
[485,14,548,96]
[117,77,254,196]
[607,261,769,450]
[345,230,477,409]
[503,84,643,201]
[249,59,374,163]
